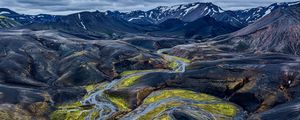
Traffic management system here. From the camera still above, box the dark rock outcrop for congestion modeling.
[249,98,300,120]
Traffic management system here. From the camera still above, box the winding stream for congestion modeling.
[81,48,188,120]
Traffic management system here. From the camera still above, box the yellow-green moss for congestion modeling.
[120,69,164,77]
[138,89,238,119]
[143,89,220,104]
[84,84,98,92]
[83,82,109,99]
[116,75,144,88]
[72,51,88,57]
[154,114,173,120]
[107,94,129,111]
[195,103,237,117]
[50,109,89,120]
[0,16,6,19]
[168,60,179,70]
[90,110,100,120]
[57,101,82,109]
[138,102,183,120]
[170,55,191,63]
[162,54,190,70]
[64,51,88,60]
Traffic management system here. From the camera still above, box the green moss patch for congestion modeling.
[0,16,6,19]
[131,89,240,120]
[56,101,82,109]
[161,54,190,71]
[50,101,95,120]
[143,89,220,104]
[168,60,179,70]
[138,102,183,120]
[195,103,237,117]
[106,94,130,111]
[120,69,164,77]
[115,75,144,88]
[50,109,89,120]
[170,55,191,63]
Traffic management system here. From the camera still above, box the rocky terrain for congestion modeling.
[0,15,20,29]
[0,1,298,39]
[0,1,300,120]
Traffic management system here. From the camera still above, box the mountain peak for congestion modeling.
[0,8,18,15]
[122,2,224,24]
[229,3,300,55]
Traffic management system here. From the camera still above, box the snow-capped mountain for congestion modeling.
[0,8,57,25]
[118,2,224,25]
[0,1,299,39]
[209,3,300,55]
[1,1,299,28]
[118,1,300,28]
[216,1,300,26]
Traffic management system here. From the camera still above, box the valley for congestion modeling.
[0,1,300,120]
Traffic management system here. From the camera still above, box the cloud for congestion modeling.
[0,0,297,15]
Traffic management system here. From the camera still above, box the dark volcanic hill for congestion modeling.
[222,3,300,55]
[24,11,146,39]
[1,1,300,120]
[0,8,57,25]
[161,2,300,117]
[179,3,300,56]
[156,16,240,39]
[119,1,300,28]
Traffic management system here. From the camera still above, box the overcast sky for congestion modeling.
[0,0,298,15]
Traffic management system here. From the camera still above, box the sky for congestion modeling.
[0,0,298,15]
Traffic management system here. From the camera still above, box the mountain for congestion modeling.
[0,1,299,39]
[0,8,57,25]
[155,16,240,39]
[0,15,21,29]
[204,3,300,55]
[119,2,225,25]
[120,1,300,28]
[0,1,299,29]
[214,1,300,27]
[24,11,146,39]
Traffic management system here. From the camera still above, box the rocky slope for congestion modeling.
[119,2,224,24]
[155,16,240,39]
[221,3,300,55]
[24,11,147,39]
[168,3,300,57]
[0,8,57,25]
[0,29,169,119]
[118,1,300,27]
[0,1,298,39]
[160,3,300,119]
[0,15,20,29]
[0,1,300,120]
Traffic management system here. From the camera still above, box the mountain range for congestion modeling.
[1,1,300,120]
[0,1,299,39]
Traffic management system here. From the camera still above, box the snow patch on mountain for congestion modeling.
[78,13,87,30]
[0,11,10,14]
[288,1,300,6]
[183,4,199,16]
